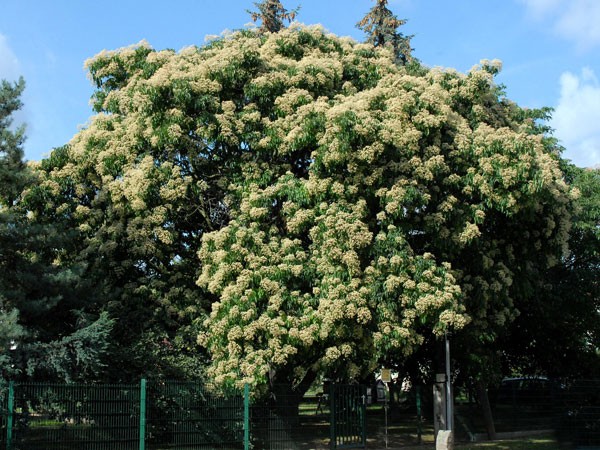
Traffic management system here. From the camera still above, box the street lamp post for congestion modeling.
[445,331,453,431]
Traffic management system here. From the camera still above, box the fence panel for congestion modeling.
[330,384,366,449]
[454,378,600,447]
[146,381,244,449]
[555,380,600,448]
[250,385,330,450]
[11,382,140,450]
[491,378,556,432]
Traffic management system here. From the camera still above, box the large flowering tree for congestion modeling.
[33,25,573,389]
[190,28,572,389]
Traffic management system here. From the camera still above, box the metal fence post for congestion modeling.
[416,385,422,444]
[6,381,14,450]
[139,378,147,450]
[330,383,336,450]
[361,385,367,447]
[244,383,250,450]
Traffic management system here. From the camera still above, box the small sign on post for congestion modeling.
[381,368,391,383]
[381,369,391,449]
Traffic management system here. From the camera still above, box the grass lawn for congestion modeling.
[456,435,559,450]
[391,435,559,450]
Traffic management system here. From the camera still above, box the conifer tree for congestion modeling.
[0,78,28,381]
[0,78,113,382]
[357,0,413,64]
[248,0,299,33]
[0,78,28,206]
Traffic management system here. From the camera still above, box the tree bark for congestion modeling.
[476,380,497,440]
[270,369,318,427]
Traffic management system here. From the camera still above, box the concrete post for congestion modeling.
[436,430,454,450]
[433,373,446,438]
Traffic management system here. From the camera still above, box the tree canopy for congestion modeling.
[32,26,566,388]
[24,22,579,390]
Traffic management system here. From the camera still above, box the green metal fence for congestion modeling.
[329,384,366,449]
[0,380,448,450]
[454,379,600,447]
[9,381,141,450]
[555,380,600,448]
[0,380,247,450]
[146,380,245,449]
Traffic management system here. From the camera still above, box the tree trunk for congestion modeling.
[270,369,318,427]
[476,380,497,440]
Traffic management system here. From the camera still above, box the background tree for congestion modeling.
[248,0,299,33]
[499,163,600,379]
[357,0,413,65]
[0,78,112,383]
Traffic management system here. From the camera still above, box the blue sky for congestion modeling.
[1,0,600,167]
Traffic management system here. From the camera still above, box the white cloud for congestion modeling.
[0,33,21,81]
[519,0,600,50]
[518,0,562,19]
[556,1,600,51]
[551,68,600,167]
